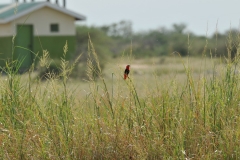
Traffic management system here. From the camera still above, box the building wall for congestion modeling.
[0,23,12,36]
[0,6,77,69]
[13,6,76,36]
[0,35,76,69]
[0,6,76,37]
[0,36,12,67]
[34,36,76,60]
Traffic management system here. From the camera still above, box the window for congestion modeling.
[50,24,59,32]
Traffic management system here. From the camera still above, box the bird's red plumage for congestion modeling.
[124,65,130,80]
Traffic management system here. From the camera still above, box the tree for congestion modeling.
[101,20,133,39]
[71,25,112,78]
[172,23,187,34]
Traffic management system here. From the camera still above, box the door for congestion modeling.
[15,25,33,71]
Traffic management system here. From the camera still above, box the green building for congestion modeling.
[0,1,86,71]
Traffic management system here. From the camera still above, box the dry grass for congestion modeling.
[1,38,240,159]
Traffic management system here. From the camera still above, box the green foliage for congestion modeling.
[100,20,133,39]
[75,21,240,58]
[37,42,81,80]
[38,59,61,79]
[72,25,112,78]
[76,25,112,58]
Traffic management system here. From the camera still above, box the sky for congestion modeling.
[2,0,240,36]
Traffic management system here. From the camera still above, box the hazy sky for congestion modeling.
[2,0,240,36]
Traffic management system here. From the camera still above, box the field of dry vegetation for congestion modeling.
[1,39,240,159]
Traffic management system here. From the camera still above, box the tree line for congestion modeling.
[75,20,240,60]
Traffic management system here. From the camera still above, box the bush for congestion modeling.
[38,59,61,80]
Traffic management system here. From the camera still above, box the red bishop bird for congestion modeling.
[124,65,130,80]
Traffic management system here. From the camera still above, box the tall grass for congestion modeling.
[1,34,240,159]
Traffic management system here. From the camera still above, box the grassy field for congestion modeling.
[68,55,223,97]
[1,40,240,159]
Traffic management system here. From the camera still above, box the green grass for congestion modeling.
[1,37,240,159]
